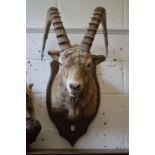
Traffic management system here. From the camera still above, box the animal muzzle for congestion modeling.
[70,83,80,90]
[68,83,82,97]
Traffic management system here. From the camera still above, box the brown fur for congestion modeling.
[50,46,103,120]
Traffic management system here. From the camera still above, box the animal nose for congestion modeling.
[69,83,80,90]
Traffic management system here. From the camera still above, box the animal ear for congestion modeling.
[28,83,33,89]
[26,83,33,97]
[92,55,106,65]
[48,50,60,60]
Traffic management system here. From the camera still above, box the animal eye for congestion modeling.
[87,63,92,68]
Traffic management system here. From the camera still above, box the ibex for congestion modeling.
[41,7,108,120]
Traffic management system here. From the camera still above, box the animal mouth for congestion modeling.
[69,91,80,97]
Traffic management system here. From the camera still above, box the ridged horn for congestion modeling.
[41,7,71,60]
[80,7,108,57]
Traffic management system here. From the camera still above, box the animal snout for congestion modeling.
[69,83,80,91]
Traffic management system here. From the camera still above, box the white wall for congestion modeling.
[26,0,129,149]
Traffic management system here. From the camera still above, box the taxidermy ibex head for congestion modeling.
[41,7,108,120]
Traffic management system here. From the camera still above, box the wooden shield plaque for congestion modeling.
[46,60,101,146]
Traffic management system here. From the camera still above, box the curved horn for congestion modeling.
[41,7,71,60]
[80,7,108,57]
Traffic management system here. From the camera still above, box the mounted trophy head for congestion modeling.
[41,7,108,145]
